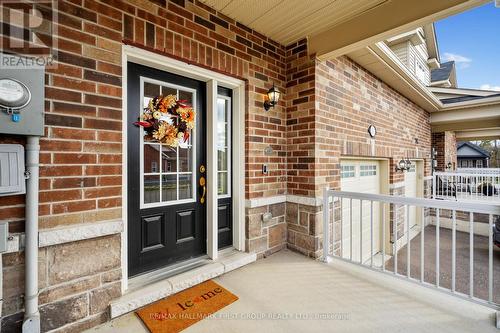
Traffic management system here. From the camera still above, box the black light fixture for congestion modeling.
[396,158,412,172]
[264,84,281,111]
[405,158,412,168]
[446,162,452,170]
[395,159,406,172]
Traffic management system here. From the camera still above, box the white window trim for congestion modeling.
[121,45,246,293]
[217,94,232,199]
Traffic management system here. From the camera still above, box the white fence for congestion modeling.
[457,168,500,175]
[322,189,500,309]
[433,171,500,202]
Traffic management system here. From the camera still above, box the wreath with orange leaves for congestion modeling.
[134,95,196,147]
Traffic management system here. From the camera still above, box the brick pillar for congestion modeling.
[432,131,457,171]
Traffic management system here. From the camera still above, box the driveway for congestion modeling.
[386,225,500,304]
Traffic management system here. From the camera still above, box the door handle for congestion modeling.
[200,176,206,204]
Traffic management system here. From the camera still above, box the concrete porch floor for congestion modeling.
[87,249,498,333]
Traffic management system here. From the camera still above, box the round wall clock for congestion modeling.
[368,125,377,138]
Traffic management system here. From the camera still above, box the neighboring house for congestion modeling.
[386,26,439,87]
[430,61,457,88]
[0,1,498,332]
[457,141,490,168]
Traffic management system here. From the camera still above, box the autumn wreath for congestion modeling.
[134,95,196,147]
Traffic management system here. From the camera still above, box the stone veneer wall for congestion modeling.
[246,202,287,259]
[2,235,121,332]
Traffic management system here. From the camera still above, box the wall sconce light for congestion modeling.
[395,159,412,172]
[446,162,452,170]
[264,84,281,111]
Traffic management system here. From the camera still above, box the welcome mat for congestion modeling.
[136,280,238,333]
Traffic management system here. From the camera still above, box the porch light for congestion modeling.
[446,162,452,170]
[264,84,281,111]
[405,158,412,169]
[395,159,411,172]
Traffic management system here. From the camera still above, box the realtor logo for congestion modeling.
[0,0,57,68]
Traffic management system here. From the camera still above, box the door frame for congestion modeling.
[121,45,246,292]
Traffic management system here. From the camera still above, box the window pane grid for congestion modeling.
[141,80,196,206]
[360,164,377,176]
[341,165,355,178]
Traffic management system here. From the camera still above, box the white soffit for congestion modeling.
[199,0,386,45]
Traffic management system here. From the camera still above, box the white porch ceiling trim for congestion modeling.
[456,129,500,140]
[309,0,489,60]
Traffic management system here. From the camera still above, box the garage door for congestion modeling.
[340,160,381,264]
[404,163,417,230]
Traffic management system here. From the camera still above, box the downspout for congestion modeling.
[22,136,40,333]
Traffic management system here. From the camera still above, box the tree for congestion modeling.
[472,140,500,167]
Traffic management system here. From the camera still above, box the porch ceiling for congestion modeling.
[199,0,487,54]
[198,0,386,46]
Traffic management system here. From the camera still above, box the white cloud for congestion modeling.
[479,84,500,91]
[442,52,472,69]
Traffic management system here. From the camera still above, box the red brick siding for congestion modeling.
[0,0,288,232]
[286,53,433,257]
[285,39,316,196]
[432,131,457,171]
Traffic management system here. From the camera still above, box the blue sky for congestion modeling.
[434,2,500,91]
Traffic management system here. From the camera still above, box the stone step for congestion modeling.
[110,250,256,318]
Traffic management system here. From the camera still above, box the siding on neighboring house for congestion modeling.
[389,42,409,66]
[409,43,431,86]
[389,35,431,86]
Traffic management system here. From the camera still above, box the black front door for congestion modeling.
[127,62,206,277]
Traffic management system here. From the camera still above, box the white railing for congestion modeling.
[322,189,500,309]
[457,168,500,175]
[433,171,500,202]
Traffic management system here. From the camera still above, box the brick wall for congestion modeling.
[286,54,433,257]
[285,39,316,197]
[0,0,289,331]
[432,131,457,171]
